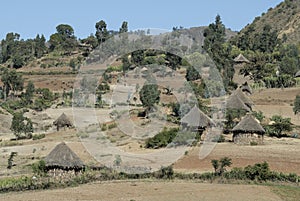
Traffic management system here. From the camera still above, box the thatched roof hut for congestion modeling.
[225,93,251,112]
[45,142,85,171]
[181,105,214,130]
[53,113,73,131]
[233,88,254,109]
[232,114,265,134]
[295,70,300,78]
[234,53,250,63]
[232,114,265,145]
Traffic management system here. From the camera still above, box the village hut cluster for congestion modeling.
[179,54,265,145]
[43,54,266,176]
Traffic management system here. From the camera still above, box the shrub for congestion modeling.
[108,123,117,130]
[7,152,17,169]
[32,134,46,140]
[155,166,174,179]
[32,160,46,176]
[145,127,179,148]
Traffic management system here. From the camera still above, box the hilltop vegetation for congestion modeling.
[234,0,300,45]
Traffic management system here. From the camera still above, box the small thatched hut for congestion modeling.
[225,93,251,112]
[181,105,215,133]
[45,142,85,172]
[53,113,73,131]
[232,114,265,145]
[232,88,254,110]
[295,70,300,78]
[233,54,252,85]
[234,53,250,63]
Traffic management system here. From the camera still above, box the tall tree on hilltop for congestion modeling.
[49,24,77,53]
[203,15,234,90]
[95,20,109,44]
[119,21,128,34]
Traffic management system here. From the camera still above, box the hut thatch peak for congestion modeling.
[45,142,85,170]
[225,93,251,112]
[232,114,265,134]
[233,88,254,108]
[234,53,250,63]
[53,113,73,131]
[181,105,214,128]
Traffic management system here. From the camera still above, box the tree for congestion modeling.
[56,24,74,38]
[34,34,47,58]
[211,159,219,173]
[211,157,232,175]
[293,95,300,115]
[49,24,77,53]
[139,84,160,115]
[121,55,131,73]
[24,81,35,104]
[10,112,33,139]
[7,152,17,169]
[186,66,201,81]
[268,115,292,137]
[95,20,109,44]
[1,69,24,99]
[203,15,234,90]
[119,21,128,34]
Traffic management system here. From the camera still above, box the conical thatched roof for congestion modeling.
[234,54,250,63]
[295,70,300,78]
[225,93,251,112]
[232,114,265,134]
[181,105,214,128]
[233,88,254,108]
[45,142,85,170]
[53,113,72,127]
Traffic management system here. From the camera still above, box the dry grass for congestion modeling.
[1,181,282,201]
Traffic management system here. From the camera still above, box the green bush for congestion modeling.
[32,134,46,140]
[155,166,174,179]
[32,160,46,176]
[108,123,117,130]
[145,127,179,149]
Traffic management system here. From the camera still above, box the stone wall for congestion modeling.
[233,133,264,145]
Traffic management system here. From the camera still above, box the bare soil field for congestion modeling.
[1,181,283,201]
[252,87,300,125]
[174,137,300,174]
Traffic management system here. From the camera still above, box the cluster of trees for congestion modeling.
[230,22,300,88]
[0,33,47,68]
[0,20,129,68]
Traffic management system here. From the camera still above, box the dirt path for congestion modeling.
[1,181,282,201]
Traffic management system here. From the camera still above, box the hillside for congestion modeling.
[236,0,300,45]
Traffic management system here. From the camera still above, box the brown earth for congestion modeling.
[174,137,300,174]
[1,181,283,201]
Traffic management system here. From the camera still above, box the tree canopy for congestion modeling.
[139,83,160,111]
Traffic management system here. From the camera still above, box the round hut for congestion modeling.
[232,114,265,145]
[181,105,215,133]
[45,142,85,175]
[233,54,251,86]
[53,113,73,131]
[232,88,254,110]
[225,93,251,112]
